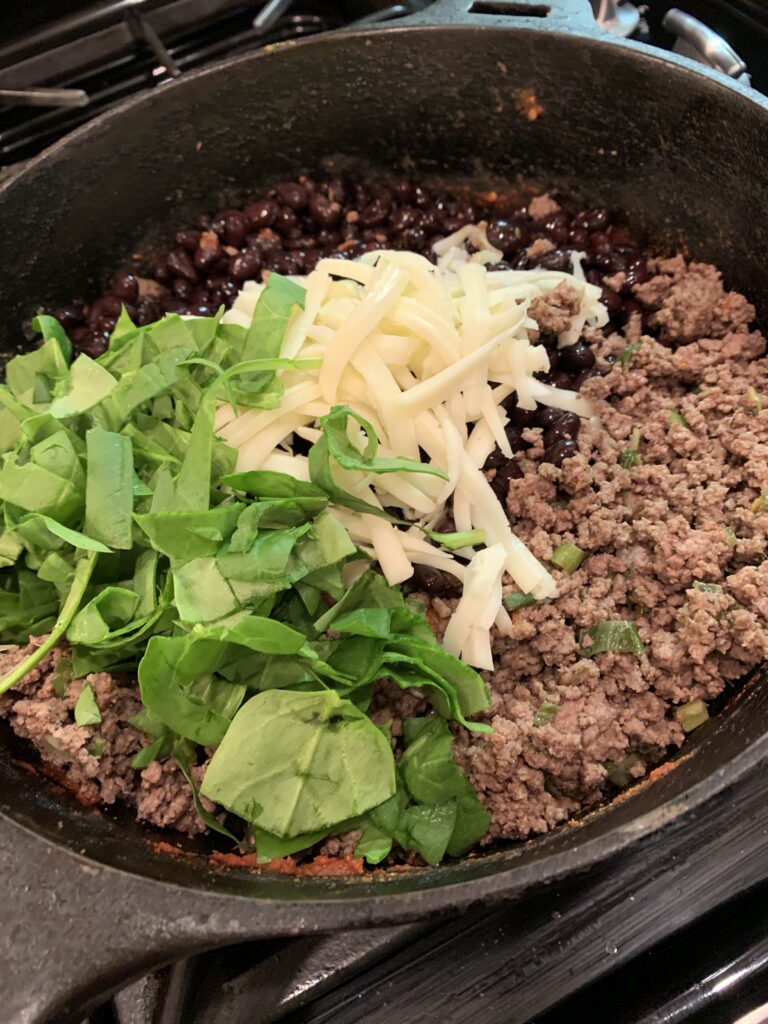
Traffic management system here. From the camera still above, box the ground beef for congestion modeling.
[528,281,581,334]
[448,266,768,841]
[0,643,211,835]
[528,194,561,219]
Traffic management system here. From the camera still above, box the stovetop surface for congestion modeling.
[2,2,768,1023]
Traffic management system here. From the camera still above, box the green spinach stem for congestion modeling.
[0,551,98,695]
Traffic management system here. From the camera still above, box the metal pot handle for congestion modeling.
[393,0,598,33]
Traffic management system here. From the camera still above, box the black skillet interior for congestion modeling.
[1,8,768,912]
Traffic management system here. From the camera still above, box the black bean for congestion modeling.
[326,176,352,205]
[401,226,427,251]
[111,274,140,303]
[490,458,523,499]
[411,564,460,597]
[172,278,193,301]
[135,298,162,326]
[577,207,610,232]
[505,425,527,452]
[419,208,443,234]
[625,255,649,289]
[222,211,248,248]
[162,296,186,313]
[231,250,262,282]
[70,326,88,345]
[196,212,213,231]
[87,295,122,325]
[484,447,506,471]
[547,350,560,372]
[392,180,415,203]
[568,225,589,249]
[487,219,529,253]
[308,192,341,227]
[388,206,418,233]
[600,286,624,319]
[605,252,628,275]
[587,231,612,260]
[543,438,578,466]
[358,198,389,227]
[559,341,596,373]
[539,332,559,352]
[413,185,432,209]
[552,371,576,389]
[539,211,570,245]
[506,404,537,427]
[244,200,277,229]
[275,181,308,210]
[574,366,603,389]
[535,248,571,272]
[303,250,322,273]
[153,259,172,283]
[441,217,465,234]
[167,248,198,282]
[544,412,581,447]
[535,405,563,429]
[175,229,201,253]
[53,305,84,328]
[79,329,110,358]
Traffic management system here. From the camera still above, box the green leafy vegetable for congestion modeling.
[85,428,134,549]
[580,620,644,659]
[550,542,586,574]
[74,681,101,726]
[201,689,396,837]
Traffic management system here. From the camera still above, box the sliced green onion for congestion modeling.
[604,753,641,788]
[88,737,105,758]
[74,681,101,726]
[675,699,709,733]
[544,776,563,798]
[533,700,560,727]
[619,448,642,469]
[747,386,763,416]
[550,542,586,574]
[616,342,640,367]
[503,591,537,613]
[693,581,722,593]
[668,410,690,429]
[580,620,644,659]
[724,526,738,546]
[425,528,486,551]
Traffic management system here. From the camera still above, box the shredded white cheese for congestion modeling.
[218,228,607,669]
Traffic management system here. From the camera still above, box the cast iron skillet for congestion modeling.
[2,1,768,1021]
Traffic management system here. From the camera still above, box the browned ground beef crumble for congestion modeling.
[1,249,767,861]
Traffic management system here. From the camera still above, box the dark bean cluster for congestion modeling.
[51,177,646,361]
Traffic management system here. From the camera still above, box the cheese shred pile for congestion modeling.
[215,227,607,670]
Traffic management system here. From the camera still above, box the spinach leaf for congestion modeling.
[242,273,305,361]
[393,801,457,866]
[48,355,117,418]
[398,717,491,857]
[73,681,102,726]
[135,504,243,560]
[252,826,329,863]
[200,689,396,837]
[85,428,134,550]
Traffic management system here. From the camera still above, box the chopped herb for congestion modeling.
[580,620,644,659]
[550,542,586,574]
[74,681,101,726]
[424,528,486,551]
[668,410,690,429]
[693,581,723,593]
[533,700,560,727]
[616,342,640,367]
[724,526,738,546]
[503,591,537,613]
[675,699,709,733]
[88,737,105,758]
